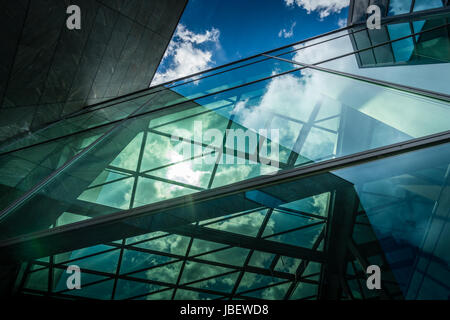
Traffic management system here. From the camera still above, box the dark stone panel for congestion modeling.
[0,0,187,145]
[147,0,186,39]
[0,0,30,107]
[6,0,67,106]
[30,103,64,130]
[0,105,35,141]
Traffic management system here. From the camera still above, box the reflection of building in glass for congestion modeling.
[348,0,450,67]
[0,2,449,300]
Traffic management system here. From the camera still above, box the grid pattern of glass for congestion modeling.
[1,10,449,300]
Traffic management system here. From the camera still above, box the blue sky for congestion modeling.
[152,0,350,84]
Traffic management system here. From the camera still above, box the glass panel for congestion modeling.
[180,261,232,284]
[274,256,302,274]
[243,282,291,299]
[63,279,115,300]
[237,272,284,293]
[132,261,183,284]
[388,0,412,15]
[53,269,108,293]
[133,234,190,256]
[18,142,450,300]
[120,250,177,274]
[0,124,113,213]
[204,209,267,237]
[413,0,444,12]
[248,251,275,269]
[289,282,318,299]
[114,279,165,300]
[2,66,450,240]
[352,0,370,23]
[188,272,239,293]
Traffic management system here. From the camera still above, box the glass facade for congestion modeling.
[0,7,449,300]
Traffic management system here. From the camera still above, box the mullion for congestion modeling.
[171,226,196,300]
[262,221,325,240]
[129,126,149,209]
[229,208,273,299]
[273,206,327,221]
[287,103,322,166]
[105,164,205,191]
[283,229,324,299]
[110,239,126,300]
[207,113,236,189]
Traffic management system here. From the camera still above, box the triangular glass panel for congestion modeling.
[243,282,291,299]
[302,261,322,277]
[133,234,190,256]
[55,212,90,227]
[53,269,108,293]
[55,244,116,264]
[262,209,324,237]
[77,176,134,210]
[120,249,178,274]
[274,256,302,274]
[110,132,144,171]
[131,261,183,285]
[61,249,120,274]
[23,268,48,292]
[248,251,275,269]
[87,169,131,188]
[125,231,168,245]
[289,281,318,300]
[280,192,330,217]
[198,247,250,267]
[314,116,340,131]
[114,279,166,300]
[266,222,325,249]
[211,158,276,188]
[180,261,233,285]
[237,272,285,293]
[205,209,267,237]
[147,155,214,189]
[64,279,114,300]
[156,108,230,138]
[300,127,337,161]
[140,132,215,173]
[187,272,240,294]
[189,238,228,257]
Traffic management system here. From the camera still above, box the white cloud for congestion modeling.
[152,24,220,85]
[284,0,350,19]
[337,17,347,28]
[278,22,297,39]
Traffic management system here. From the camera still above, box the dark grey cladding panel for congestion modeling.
[0,0,187,143]
[348,0,389,24]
